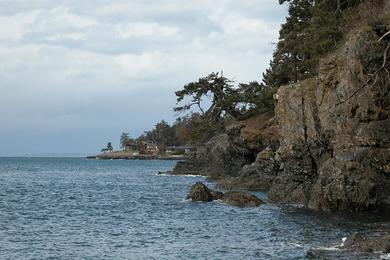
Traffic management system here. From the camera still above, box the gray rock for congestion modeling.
[186,182,263,207]
[269,25,390,212]
[186,182,214,202]
[222,191,264,208]
[343,233,390,254]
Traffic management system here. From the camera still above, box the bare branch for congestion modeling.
[378,30,390,42]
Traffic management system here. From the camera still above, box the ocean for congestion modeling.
[0,157,389,259]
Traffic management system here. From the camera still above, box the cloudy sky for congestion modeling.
[0,0,287,156]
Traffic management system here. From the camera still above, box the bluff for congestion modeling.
[172,2,390,212]
[270,25,390,211]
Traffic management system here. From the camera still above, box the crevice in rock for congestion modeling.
[300,86,319,206]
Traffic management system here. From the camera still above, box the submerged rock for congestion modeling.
[222,191,264,208]
[186,182,263,207]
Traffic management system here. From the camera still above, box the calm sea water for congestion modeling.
[0,157,389,259]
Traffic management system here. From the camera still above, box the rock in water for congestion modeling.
[186,182,214,202]
[210,190,224,200]
[186,182,263,207]
[343,233,390,254]
[222,191,264,208]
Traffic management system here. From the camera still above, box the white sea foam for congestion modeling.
[288,242,303,248]
[341,237,347,246]
[154,173,205,178]
[183,174,206,178]
[313,237,346,251]
[314,245,341,251]
[154,173,171,177]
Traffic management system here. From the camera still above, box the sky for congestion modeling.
[0,0,287,156]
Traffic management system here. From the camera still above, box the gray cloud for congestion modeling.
[0,0,287,156]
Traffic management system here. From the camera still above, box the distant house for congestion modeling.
[123,142,138,152]
[165,146,195,155]
[142,141,159,154]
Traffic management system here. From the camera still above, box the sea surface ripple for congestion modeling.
[0,157,389,259]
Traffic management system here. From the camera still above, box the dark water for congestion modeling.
[0,157,390,259]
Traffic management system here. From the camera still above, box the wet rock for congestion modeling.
[222,191,264,208]
[344,233,367,248]
[343,233,390,254]
[210,190,224,200]
[186,182,214,202]
[186,182,263,207]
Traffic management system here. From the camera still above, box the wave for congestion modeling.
[154,173,206,178]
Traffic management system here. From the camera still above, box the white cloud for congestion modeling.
[210,10,279,36]
[34,6,98,30]
[0,11,38,41]
[0,0,287,155]
[116,22,179,39]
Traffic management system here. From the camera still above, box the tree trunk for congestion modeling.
[336,0,341,12]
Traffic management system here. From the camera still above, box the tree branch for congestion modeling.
[378,30,390,42]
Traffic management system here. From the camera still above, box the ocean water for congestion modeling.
[0,157,389,259]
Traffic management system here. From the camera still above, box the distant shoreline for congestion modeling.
[86,152,187,161]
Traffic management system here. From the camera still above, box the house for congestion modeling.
[165,146,195,155]
[142,141,159,154]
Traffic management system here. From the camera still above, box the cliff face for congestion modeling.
[173,6,390,212]
[272,26,390,211]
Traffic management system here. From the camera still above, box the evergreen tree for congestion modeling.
[263,0,363,89]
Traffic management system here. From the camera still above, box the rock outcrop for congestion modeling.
[270,24,390,211]
[222,191,264,208]
[186,182,264,207]
[343,233,390,254]
[171,113,280,195]
[172,134,252,178]
[186,182,223,202]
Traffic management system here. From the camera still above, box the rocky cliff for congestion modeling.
[270,19,390,211]
[172,3,390,212]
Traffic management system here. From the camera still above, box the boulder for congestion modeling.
[186,182,263,207]
[186,182,214,202]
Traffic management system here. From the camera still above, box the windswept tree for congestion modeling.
[174,72,241,122]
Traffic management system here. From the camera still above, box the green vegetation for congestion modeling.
[263,0,363,89]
